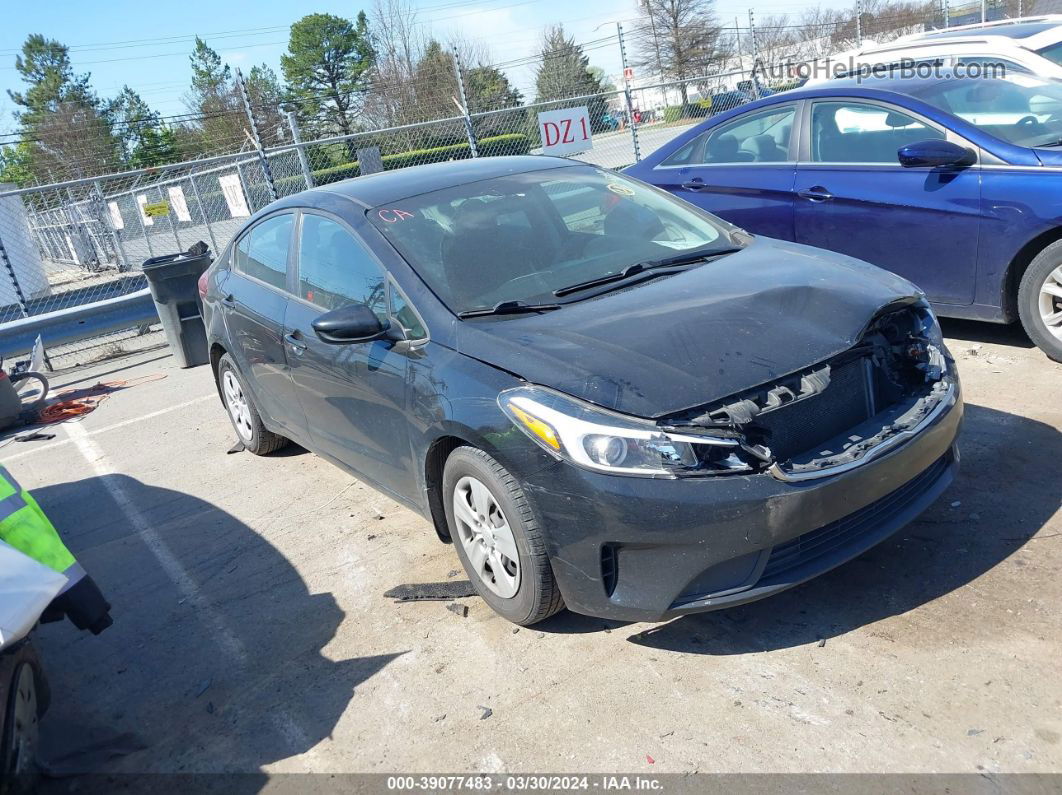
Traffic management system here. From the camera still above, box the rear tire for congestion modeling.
[217,354,288,455]
[1017,241,1062,362]
[443,446,564,626]
[0,654,41,795]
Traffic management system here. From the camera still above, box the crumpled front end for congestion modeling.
[658,301,957,482]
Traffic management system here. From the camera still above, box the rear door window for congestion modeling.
[661,106,796,166]
[233,214,294,290]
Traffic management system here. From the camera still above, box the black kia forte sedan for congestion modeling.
[200,156,962,625]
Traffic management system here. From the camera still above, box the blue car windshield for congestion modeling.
[368,165,733,314]
[917,74,1062,147]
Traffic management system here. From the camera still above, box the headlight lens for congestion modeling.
[499,385,747,477]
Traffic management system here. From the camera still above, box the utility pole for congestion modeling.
[856,0,863,47]
[235,68,278,202]
[616,22,642,162]
[944,0,951,28]
[981,0,987,24]
[452,47,479,158]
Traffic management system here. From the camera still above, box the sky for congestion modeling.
[0,0,854,134]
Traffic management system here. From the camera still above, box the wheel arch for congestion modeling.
[209,342,227,400]
[1003,226,1062,322]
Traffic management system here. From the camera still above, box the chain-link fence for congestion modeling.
[0,0,1042,368]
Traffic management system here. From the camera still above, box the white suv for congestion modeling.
[809,15,1062,83]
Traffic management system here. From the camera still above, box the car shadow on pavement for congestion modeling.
[940,318,1035,350]
[616,402,1059,654]
[30,475,403,787]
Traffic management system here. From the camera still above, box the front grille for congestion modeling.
[753,356,874,462]
[760,454,949,582]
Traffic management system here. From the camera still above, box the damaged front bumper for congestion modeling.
[522,377,962,622]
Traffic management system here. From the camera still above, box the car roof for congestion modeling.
[289,155,578,209]
[780,70,961,100]
[908,18,1060,41]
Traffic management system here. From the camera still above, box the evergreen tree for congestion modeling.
[533,26,610,131]
[281,12,375,141]
[185,37,244,155]
[6,34,120,181]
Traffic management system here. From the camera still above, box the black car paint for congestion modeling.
[202,156,961,621]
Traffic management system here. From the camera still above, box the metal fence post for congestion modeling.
[287,112,315,188]
[617,22,642,162]
[236,68,279,202]
[94,180,128,272]
[187,175,219,256]
[452,48,479,158]
[0,230,29,319]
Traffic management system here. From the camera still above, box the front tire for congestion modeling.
[1018,241,1062,362]
[443,447,564,626]
[0,657,41,795]
[217,354,288,455]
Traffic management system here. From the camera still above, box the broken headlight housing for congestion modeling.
[499,385,748,478]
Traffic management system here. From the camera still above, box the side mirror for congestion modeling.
[898,139,976,169]
[312,304,396,344]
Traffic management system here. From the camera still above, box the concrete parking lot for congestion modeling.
[4,319,1060,780]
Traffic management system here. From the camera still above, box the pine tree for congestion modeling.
[533,26,611,131]
[6,34,120,181]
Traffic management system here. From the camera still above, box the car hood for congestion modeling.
[455,237,920,418]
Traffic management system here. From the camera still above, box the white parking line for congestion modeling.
[63,420,249,666]
[0,394,215,464]
[63,411,314,754]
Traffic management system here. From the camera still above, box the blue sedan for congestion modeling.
[624,72,1062,361]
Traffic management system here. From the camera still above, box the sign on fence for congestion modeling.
[168,186,192,223]
[537,106,593,157]
[135,194,154,226]
[218,174,250,219]
[107,201,124,230]
[142,201,170,218]
[358,147,384,175]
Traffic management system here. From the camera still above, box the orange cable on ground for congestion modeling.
[36,373,168,425]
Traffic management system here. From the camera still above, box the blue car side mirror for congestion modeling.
[898,139,977,169]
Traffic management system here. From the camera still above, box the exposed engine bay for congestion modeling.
[660,302,955,479]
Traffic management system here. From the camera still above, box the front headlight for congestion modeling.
[499,385,750,478]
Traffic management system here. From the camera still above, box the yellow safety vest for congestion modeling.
[0,464,78,579]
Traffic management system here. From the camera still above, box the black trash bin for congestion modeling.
[141,249,212,368]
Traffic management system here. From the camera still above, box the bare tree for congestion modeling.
[633,0,729,105]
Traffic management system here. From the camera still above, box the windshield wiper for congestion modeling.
[457,300,562,318]
[553,246,743,298]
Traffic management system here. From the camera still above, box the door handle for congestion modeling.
[284,332,307,354]
[220,294,236,308]
[798,186,833,202]
[681,179,708,191]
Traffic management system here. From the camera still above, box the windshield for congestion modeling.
[916,74,1062,147]
[368,165,731,315]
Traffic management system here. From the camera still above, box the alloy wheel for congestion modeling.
[452,475,520,598]
[222,370,254,441]
[1039,264,1062,341]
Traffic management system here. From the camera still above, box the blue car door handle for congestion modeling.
[284,331,307,355]
[681,179,708,191]
[798,186,833,202]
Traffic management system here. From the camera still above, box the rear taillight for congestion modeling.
[197,270,209,300]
